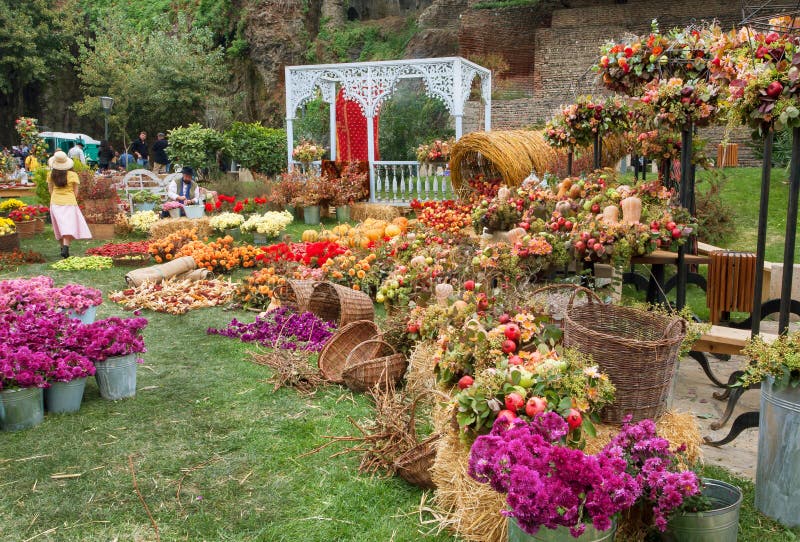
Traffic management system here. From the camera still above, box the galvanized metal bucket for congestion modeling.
[68,304,97,324]
[756,376,800,527]
[662,478,742,542]
[508,517,616,542]
[94,354,138,400]
[45,378,87,414]
[0,387,44,431]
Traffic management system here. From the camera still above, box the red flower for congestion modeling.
[205,203,213,212]
[233,202,244,213]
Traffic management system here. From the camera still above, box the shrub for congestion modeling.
[696,169,736,244]
[225,122,287,175]
[33,167,49,206]
[167,123,227,170]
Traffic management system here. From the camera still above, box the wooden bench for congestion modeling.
[121,169,178,212]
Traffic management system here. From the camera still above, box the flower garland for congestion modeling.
[544,96,631,150]
[416,137,455,163]
[639,77,720,128]
[292,139,325,163]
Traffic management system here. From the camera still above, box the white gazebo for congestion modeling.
[285,57,492,203]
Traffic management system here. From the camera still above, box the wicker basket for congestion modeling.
[308,281,374,326]
[0,232,20,252]
[341,339,407,393]
[531,283,595,329]
[34,218,44,233]
[275,280,315,313]
[564,289,686,424]
[394,392,446,489]
[14,220,36,239]
[318,320,381,383]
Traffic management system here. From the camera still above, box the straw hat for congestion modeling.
[48,151,74,171]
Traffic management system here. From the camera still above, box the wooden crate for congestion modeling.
[717,143,739,168]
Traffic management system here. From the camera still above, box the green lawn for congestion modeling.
[0,196,797,541]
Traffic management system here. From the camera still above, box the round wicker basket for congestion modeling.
[275,280,315,313]
[14,220,36,239]
[318,320,380,383]
[394,392,448,489]
[341,339,407,393]
[308,281,374,327]
[0,232,20,252]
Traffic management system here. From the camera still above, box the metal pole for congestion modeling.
[593,132,601,170]
[104,112,109,142]
[779,126,800,332]
[752,126,774,337]
[567,149,573,176]
[633,153,639,181]
[676,123,693,310]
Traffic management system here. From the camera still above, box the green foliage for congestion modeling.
[225,122,287,175]
[378,86,454,160]
[311,18,418,63]
[472,0,540,8]
[74,13,226,144]
[294,98,330,148]
[748,128,794,168]
[33,166,50,206]
[695,168,736,244]
[166,123,226,170]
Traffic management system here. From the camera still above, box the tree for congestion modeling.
[74,13,227,148]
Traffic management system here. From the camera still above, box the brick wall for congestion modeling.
[419,0,470,28]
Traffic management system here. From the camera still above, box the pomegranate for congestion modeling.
[525,397,547,418]
[566,408,583,430]
[457,375,474,390]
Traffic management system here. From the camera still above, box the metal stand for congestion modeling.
[593,133,602,170]
[676,123,694,310]
[567,149,573,176]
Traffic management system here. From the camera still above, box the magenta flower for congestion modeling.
[208,307,336,352]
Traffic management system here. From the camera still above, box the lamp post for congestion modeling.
[99,96,114,141]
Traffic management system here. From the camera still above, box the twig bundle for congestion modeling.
[249,350,326,394]
[450,130,556,192]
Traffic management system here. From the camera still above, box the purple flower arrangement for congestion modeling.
[208,307,336,351]
[0,305,146,391]
[468,413,700,538]
[0,276,102,315]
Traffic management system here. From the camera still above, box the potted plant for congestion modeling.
[56,283,104,324]
[0,217,18,252]
[292,139,325,169]
[44,351,95,414]
[742,332,800,527]
[8,206,38,238]
[291,173,326,225]
[272,170,305,219]
[331,162,369,222]
[162,200,184,219]
[240,210,293,245]
[0,345,50,431]
[661,478,743,542]
[209,212,245,239]
[131,190,162,212]
[68,316,148,400]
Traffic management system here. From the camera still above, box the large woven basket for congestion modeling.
[14,220,36,239]
[341,339,407,393]
[275,280,315,313]
[308,281,374,327]
[0,232,20,252]
[394,392,446,489]
[564,289,686,424]
[318,320,381,383]
[34,218,44,233]
[531,283,595,329]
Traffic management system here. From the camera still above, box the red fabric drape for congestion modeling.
[336,89,379,162]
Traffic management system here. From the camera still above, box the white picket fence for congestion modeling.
[371,161,451,204]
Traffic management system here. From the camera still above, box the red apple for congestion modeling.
[498,313,511,324]
[406,322,420,334]
[580,231,590,241]
[525,396,547,417]
[504,323,521,341]
[651,220,661,230]
[502,339,517,354]
[767,80,784,98]
[671,227,682,239]
[505,392,525,413]
[574,240,586,253]
[457,375,474,390]
[508,355,523,366]
[566,408,583,430]
[563,220,573,231]
[497,409,517,423]
[666,221,676,230]
[591,204,601,214]
[587,238,596,248]
[464,280,475,291]
[519,221,530,231]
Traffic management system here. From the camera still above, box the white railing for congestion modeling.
[371,161,452,204]
[289,160,322,174]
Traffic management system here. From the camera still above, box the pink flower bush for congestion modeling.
[468,413,700,537]
[47,352,95,382]
[0,276,102,315]
[65,316,148,362]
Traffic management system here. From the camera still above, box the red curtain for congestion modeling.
[336,89,379,162]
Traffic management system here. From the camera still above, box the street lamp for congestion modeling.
[99,96,114,141]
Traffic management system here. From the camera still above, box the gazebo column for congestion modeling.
[367,113,376,202]
[455,115,463,140]
[483,74,492,131]
[286,117,295,171]
[329,97,337,161]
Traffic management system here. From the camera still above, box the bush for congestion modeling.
[167,123,227,170]
[696,169,736,244]
[225,122,287,175]
[34,167,49,206]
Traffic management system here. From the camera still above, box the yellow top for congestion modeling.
[48,171,80,206]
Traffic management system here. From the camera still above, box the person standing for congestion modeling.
[24,153,39,172]
[97,140,114,172]
[67,141,87,165]
[130,131,149,167]
[47,151,92,258]
[151,132,169,173]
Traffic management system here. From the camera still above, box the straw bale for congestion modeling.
[149,217,213,240]
[405,341,439,400]
[350,203,400,222]
[450,130,556,192]
[427,410,702,542]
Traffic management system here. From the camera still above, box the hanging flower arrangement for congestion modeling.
[639,77,720,128]
[544,96,631,150]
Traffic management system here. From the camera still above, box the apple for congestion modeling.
[666,221,676,230]
[502,339,517,354]
[591,204,601,214]
[406,322,420,334]
[464,280,475,291]
[651,220,661,230]
[504,323,521,341]
[587,238,596,248]
[457,375,474,390]
[508,354,523,366]
[519,221,530,231]
[504,392,525,413]
[574,240,586,253]
[525,396,547,417]
[671,227,682,239]
[580,231,590,241]
[497,409,517,423]
[766,80,784,98]
[563,220,573,231]
[566,409,583,430]
[477,295,489,311]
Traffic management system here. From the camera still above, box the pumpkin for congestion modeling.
[384,224,402,237]
[620,196,642,225]
[332,224,350,236]
[569,184,582,199]
[409,255,426,268]
[392,216,409,231]
[555,200,572,216]
[602,205,619,224]
[301,229,318,242]
[365,228,384,242]
[497,186,511,202]
[435,283,454,304]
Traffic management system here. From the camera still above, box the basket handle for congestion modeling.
[663,317,687,339]
[406,390,450,440]
[344,338,395,369]
[566,285,603,311]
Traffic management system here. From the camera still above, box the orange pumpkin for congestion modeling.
[302,229,319,242]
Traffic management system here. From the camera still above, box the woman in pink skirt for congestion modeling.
[48,151,92,258]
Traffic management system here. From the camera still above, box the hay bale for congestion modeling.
[350,203,400,222]
[450,130,556,193]
[427,410,702,542]
[149,217,213,240]
[405,341,439,400]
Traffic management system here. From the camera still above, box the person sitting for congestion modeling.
[163,166,201,217]
[118,150,135,169]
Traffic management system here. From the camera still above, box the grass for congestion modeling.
[0,189,798,541]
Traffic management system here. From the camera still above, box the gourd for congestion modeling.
[497,186,511,202]
[301,230,318,242]
[392,216,409,231]
[602,205,619,224]
[435,283,454,305]
[384,224,402,237]
[409,255,427,268]
[620,196,642,224]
